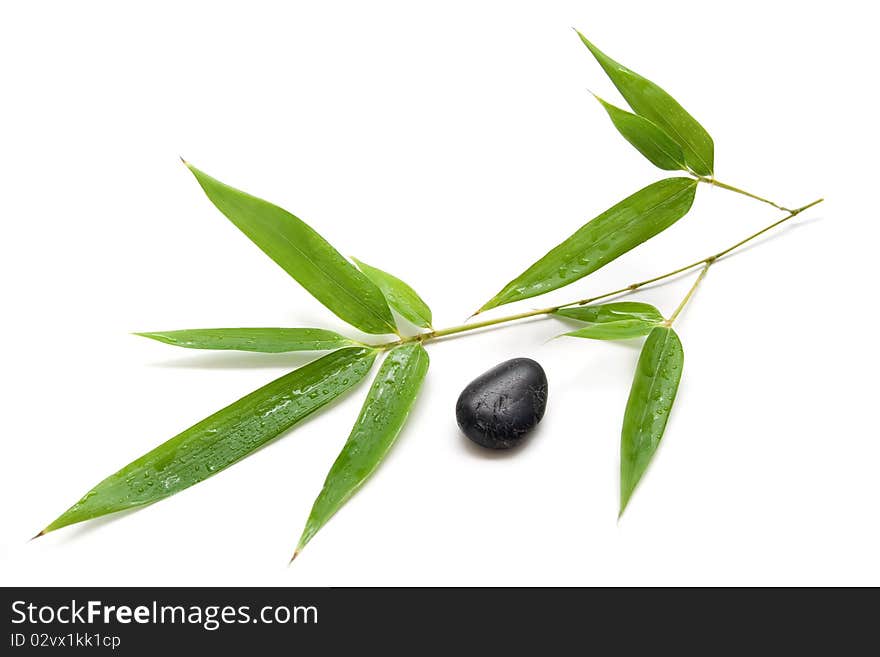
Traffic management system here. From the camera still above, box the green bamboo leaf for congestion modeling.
[185,163,396,335]
[352,258,433,329]
[592,95,687,171]
[556,302,664,325]
[40,347,377,535]
[620,326,684,516]
[577,31,714,176]
[562,320,656,341]
[556,303,663,341]
[135,328,359,353]
[479,178,697,312]
[294,342,429,558]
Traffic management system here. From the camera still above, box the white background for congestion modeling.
[1,1,876,586]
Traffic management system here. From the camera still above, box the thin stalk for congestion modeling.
[697,176,792,213]
[428,307,553,340]
[373,197,822,350]
[664,263,711,326]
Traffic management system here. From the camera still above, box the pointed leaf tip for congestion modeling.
[184,165,396,335]
[619,326,684,515]
[575,31,714,176]
[132,327,356,353]
[44,348,377,534]
[296,343,429,554]
[591,95,687,171]
[479,178,697,311]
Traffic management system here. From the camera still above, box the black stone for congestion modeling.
[456,358,548,449]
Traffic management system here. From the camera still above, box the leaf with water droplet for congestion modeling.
[478,178,697,312]
[619,326,684,516]
[352,258,433,329]
[591,95,687,171]
[576,31,714,176]
[294,342,429,557]
[40,348,377,534]
[555,302,664,340]
[135,328,360,353]
[185,163,396,335]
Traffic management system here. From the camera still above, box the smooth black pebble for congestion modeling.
[456,358,548,449]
